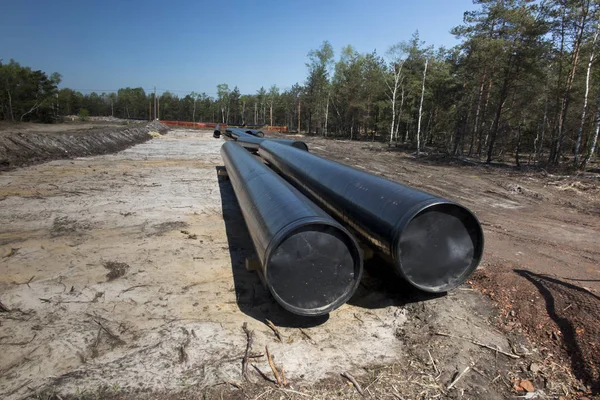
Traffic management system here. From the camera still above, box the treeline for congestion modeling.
[0,60,62,123]
[3,0,600,169]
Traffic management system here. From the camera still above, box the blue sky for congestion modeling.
[1,0,476,96]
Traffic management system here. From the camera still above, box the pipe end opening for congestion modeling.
[291,142,309,152]
[396,203,483,293]
[266,223,362,316]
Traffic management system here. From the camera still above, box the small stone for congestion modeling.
[530,363,541,373]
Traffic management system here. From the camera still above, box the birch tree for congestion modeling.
[385,44,406,145]
[416,58,429,156]
[575,16,600,165]
[268,85,279,126]
[217,84,230,124]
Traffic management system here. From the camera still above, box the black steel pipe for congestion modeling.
[225,128,307,152]
[227,127,265,138]
[235,135,308,153]
[221,141,363,315]
[258,141,484,293]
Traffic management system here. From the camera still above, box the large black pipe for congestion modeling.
[235,135,309,153]
[258,141,484,293]
[227,127,265,138]
[226,128,308,152]
[221,141,363,315]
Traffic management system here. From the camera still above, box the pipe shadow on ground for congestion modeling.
[514,269,600,394]
[217,166,443,328]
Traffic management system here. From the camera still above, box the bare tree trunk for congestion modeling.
[477,79,493,157]
[386,61,404,146]
[515,119,523,168]
[389,88,397,146]
[395,86,405,144]
[469,73,486,156]
[20,101,43,121]
[487,73,511,163]
[581,90,600,169]
[192,100,196,123]
[423,110,433,146]
[254,102,257,125]
[575,19,599,166]
[416,59,428,157]
[551,6,590,164]
[269,103,273,126]
[242,101,246,125]
[297,99,301,133]
[535,90,549,163]
[395,112,401,144]
[324,92,330,137]
[7,90,14,121]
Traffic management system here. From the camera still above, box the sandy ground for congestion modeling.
[0,129,596,399]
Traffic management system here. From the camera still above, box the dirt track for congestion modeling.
[0,128,598,399]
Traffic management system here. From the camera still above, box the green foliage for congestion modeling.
[78,108,89,121]
[0,59,60,122]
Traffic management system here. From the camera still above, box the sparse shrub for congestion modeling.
[78,108,90,121]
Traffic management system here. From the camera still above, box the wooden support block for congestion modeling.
[245,258,261,271]
[217,168,229,179]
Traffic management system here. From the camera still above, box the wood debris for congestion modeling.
[435,332,520,359]
[299,328,316,344]
[447,366,471,390]
[341,371,365,396]
[265,319,283,342]
[241,322,254,381]
[252,364,276,384]
[266,345,283,386]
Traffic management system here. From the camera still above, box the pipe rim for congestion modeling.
[264,217,363,316]
[392,200,484,293]
[290,141,309,152]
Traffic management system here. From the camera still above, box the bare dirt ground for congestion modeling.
[0,128,597,399]
[284,133,600,397]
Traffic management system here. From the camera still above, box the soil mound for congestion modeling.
[0,121,168,171]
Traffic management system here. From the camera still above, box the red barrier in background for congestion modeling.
[266,126,288,133]
[160,121,287,133]
[160,121,227,129]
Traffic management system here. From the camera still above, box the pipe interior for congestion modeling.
[266,224,361,315]
[397,203,483,293]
